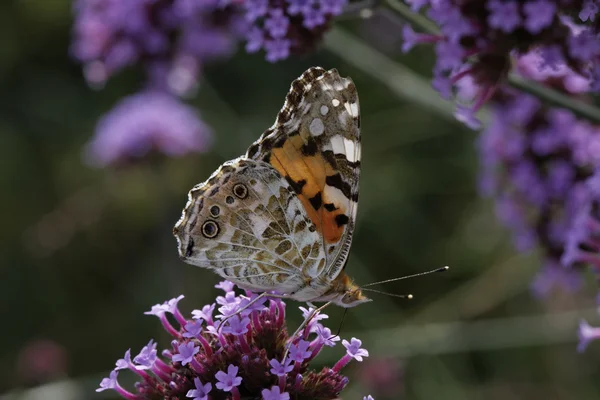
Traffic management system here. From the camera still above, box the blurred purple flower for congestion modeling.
[97,281,362,399]
[262,385,290,400]
[71,0,241,94]
[186,377,212,400]
[85,91,212,167]
[578,318,600,352]
[241,0,347,62]
[401,0,600,128]
[478,49,598,297]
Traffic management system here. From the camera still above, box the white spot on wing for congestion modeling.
[343,138,358,162]
[331,135,345,155]
[350,102,358,117]
[332,99,340,107]
[309,118,325,136]
[320,105,329,115]
[344,102,353,116]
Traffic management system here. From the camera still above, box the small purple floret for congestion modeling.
[215,364,243,392]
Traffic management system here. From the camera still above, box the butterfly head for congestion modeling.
[328,273,371,308]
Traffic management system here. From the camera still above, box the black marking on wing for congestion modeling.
[309,192,322,210]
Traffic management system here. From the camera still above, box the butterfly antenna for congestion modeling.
[362,266,449,287]
[361,287,413,299]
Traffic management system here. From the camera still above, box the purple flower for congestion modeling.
[265,39,291,63]
[215,280,235,293]
[183,320,204,338]
[434,41,464,71]
[454,105,482,130]
[342,338,369,362]
[523,0,556,34]
[172,342,200,366]
[97,370,119,392]
[287,0,312,16]
[402,0,600,129]
[115,349,132,370]
[245,26,265,53]
[85,91,212,167]
[269,358,294,376]
[244,0,269,21]
[578,319,600,352]
[133,340,157,369]
[192,303,216,322]
[313,324,340,347]
[289,340,312,362]
[71,0,241,92]
[265,9,290,38]
[145,302,168,317]
[487,0,521,33]
[99,284,359,399]
[241,0,344,61]
[406,0,428,11]
[223,315,251,335]
[187,377,212,400]
[580,0,598,22]
[477,48,600,305]
[401,25,420,53]
[262,385,290,400]
[215,364,243,392]
[303,7,326,29]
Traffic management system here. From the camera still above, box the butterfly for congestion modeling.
[173,67,369,308]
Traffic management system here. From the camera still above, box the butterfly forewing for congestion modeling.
[246,67,361,282]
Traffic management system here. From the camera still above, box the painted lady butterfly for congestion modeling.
[173,67,368,308]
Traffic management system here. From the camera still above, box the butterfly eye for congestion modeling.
[209,205,220,217]
[233,183,248,199]
[201,220,219,238]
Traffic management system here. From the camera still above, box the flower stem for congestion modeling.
[231,387,241,400]
[332,355,351,373]
[382,0,600,124]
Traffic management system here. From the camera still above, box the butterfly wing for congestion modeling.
[245,67,361,283]
[173,158,326,293]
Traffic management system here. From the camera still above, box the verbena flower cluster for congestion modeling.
[477,49,599,297]
[85,91,213,167]
[97,281,372,399]
[402,0,600,127]
[239,0,348,62]
[71,0,241,94]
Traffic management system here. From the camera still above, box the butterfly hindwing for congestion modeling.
[173,158,326,293]
[245,67,361,282]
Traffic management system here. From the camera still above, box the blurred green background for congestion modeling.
[2,1,600,399]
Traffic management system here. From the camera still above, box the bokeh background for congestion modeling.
[2,1,600,399]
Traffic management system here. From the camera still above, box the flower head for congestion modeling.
[172,342,200,366]
[186,377,212,400]
[71,0,240,93]
[85,91,212,167]
[240,0,347,62]
[401,1,600,127]
[477,48,597,298]
[215,364,243,392]
[262,385,290,400]
[97,282,365,398]
[342,338,369,362]
[97,370,119,392]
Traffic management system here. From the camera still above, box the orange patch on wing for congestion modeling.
[269,135,347,244]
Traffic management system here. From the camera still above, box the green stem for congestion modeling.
[384,0,600,124]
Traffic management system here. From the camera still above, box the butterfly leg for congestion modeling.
[217,291,287,332]
[282,301,332,361]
